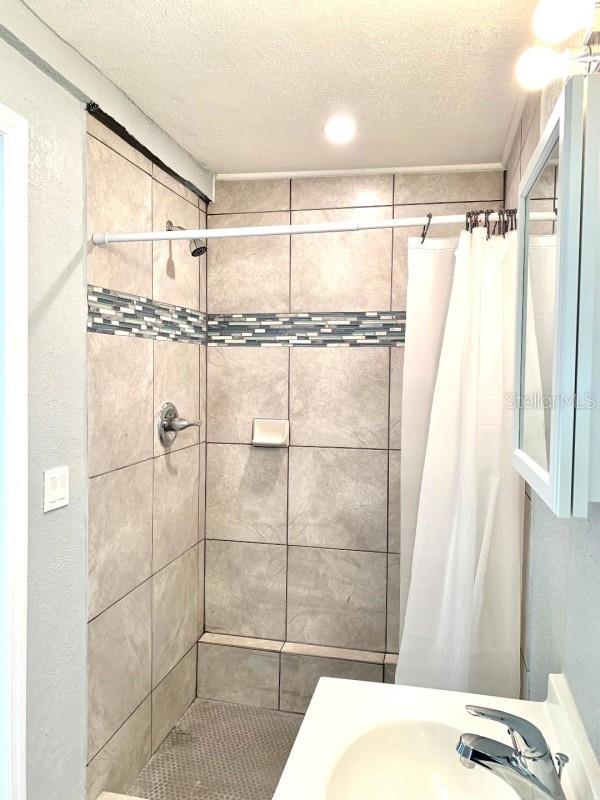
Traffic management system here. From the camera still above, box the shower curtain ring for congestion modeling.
[499,209,506,237]
[421,212,432,244]
[484,210,491,240]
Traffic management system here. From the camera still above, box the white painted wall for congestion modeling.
[524,495,600,754]
[0,36,87,800]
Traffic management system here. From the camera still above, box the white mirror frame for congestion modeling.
[512,76,585,518]
[572,75,600,517]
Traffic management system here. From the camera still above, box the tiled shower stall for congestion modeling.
[85,113,504,797]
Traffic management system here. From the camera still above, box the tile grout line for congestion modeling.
[87,540,201,626]
[88,642,198,769]
[204,441,398,452]
[89,441,200,481]
[203,536,397,556]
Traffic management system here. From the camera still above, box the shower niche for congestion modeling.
[513,74,600,518]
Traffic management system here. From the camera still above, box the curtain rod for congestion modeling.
[92,211,556,246]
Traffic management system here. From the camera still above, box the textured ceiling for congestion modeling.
[26,0,536,173]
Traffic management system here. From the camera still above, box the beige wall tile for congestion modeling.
[521,120,542,182]
[505,122,522,184]
[506,172,520,210]
[394,171,503,205]
[388,450,401,554]
[288,447,387,551]
[521,94,541,154]
[532,164,556,200]
[87,116,152,174]
[287,546,387,651]
[152,546,199,687]
[199,344,207,441]
[282,641,383,663]
[197,642,280,708]
[199,443,206,538]
[86,698,151,800]
[384,654,398,684]
[291,174,393,210]
[154,340,200,456]
[280,652,382,713]
[207,212,290,313]
[201,632,283,652]
[88,460,153,620]
[205,540,286,640]
[153,445,200,572]
[88,333,154,476]
[87,136,152,296]
[387,553,400,653]
[152,181,201,309]
[151,647,197,751]
[290,347,389,448]
[209,179,290,214]
[291,207,392,311]
[207,347,288,444]
[199,209,207,312]
[206,443,288,544]
[152,163,199,207]
[389,346,404,449]
[88,581,151,759]
[198,541,205,638]
[392,204,470,309]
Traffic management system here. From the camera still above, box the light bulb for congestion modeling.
[323,114,357,145]
[516,46,569,91]
[533,0,595,45]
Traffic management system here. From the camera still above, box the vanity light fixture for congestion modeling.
[533,0,595,45]
[516,0,599,90]
[323,114,356,145]
[516,45,570,91]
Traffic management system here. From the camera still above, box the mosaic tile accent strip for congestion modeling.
[87,287,406,346]
[87,286,207,343]
[207,311,406,347]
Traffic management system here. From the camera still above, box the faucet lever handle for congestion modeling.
[465,705,549,759]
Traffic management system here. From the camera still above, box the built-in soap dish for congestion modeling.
[252,419,289,447]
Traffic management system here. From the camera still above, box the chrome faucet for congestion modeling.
[457,705,569,800]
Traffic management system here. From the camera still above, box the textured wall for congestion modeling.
[199,171,504,712]
[0,37,88,800]
[506,90,600,756]
[85,117,207,798]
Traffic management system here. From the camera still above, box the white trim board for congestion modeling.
[216,162,504,181]
[0,99,28,800]
[0,1,214,199]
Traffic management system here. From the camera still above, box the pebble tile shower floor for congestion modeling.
[129,699,302,800]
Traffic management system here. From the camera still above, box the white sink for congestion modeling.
[274,675,600,800]
[326,720,515,800]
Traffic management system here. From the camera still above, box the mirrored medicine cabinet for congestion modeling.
[513,74,600,518]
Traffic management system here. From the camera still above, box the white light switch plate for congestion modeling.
[43,466,69,512]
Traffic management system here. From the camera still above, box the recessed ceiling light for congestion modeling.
[323,114,356,145]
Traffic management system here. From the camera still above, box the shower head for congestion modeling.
[166,220,207,258]
[189,239,207,257]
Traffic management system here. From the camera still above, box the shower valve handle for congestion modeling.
[158,401,202,446]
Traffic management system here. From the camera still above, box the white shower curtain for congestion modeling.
[395,228,522,698]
